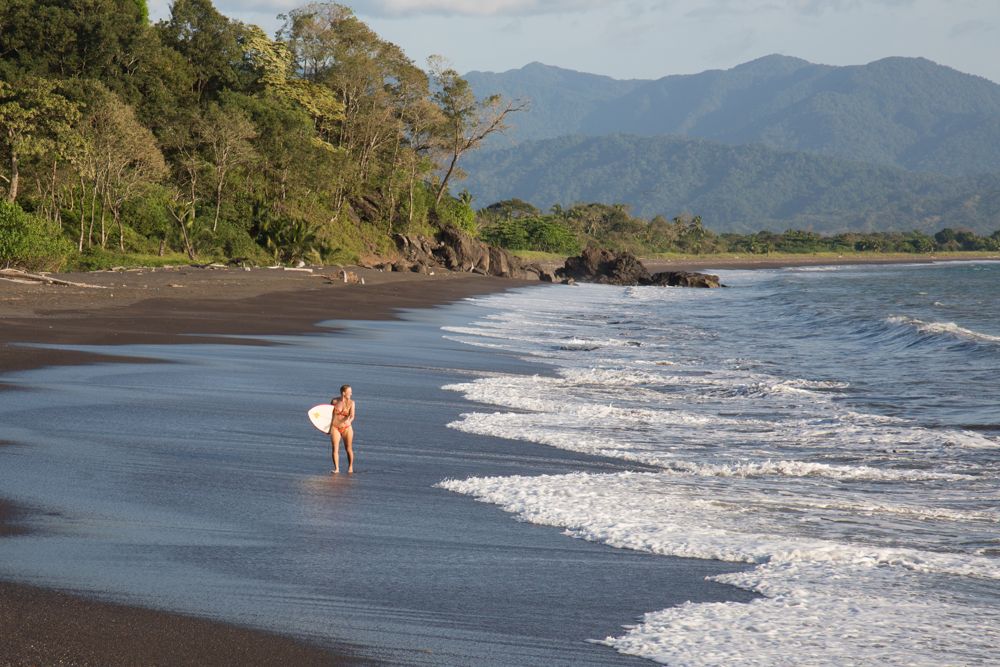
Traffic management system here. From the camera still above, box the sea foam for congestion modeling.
[436,276,1000,666]
[439,472,1000,666]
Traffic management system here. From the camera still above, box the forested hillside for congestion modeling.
[462,134,1000,234]
[0,0,516,270]
[467,56,1000,177]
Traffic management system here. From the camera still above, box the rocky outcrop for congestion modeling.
[557,247,651,285]
[649,271,722,288]
[390,234,720,288]
[557,247,721,288]
[392,226,542,280]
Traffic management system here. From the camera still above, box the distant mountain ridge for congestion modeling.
[463,62,648,148]
[465,55,1000,176]
[461,134,1000,235]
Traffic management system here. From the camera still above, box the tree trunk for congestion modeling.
[47,160,59,223]
[435,152,460,206]
[213,178,224,232]
[174,207,196,261]
[88,184,98,248]
[115,207,125,252]
[7,153,19,203]
[408,164,416,226]
[99,199,108,249]
[77,177,86,252]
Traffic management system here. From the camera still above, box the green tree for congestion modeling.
[96,92,167,251]
[200,102,257,231]
[278,4,431,222]
[157,0,248,104]
[482,198,540,220]
[429,57,524,206]
[0,0,148,83]
[934,227,959,250]
[0,77,80,203]
[243,26,344,153]
[0,199,72,270]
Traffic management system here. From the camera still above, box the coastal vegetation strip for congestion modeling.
[480,201,1000,257]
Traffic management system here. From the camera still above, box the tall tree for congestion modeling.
[200,102,257,231]
[429,57,525,206]
[68,81,167,250]
[278,4,433,219]
[93,91,167,251]
[243,25,344,151]
[0,0,148,83]
[0,78,80,203]
[157,0,247,104]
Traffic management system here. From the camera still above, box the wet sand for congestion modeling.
[0,499,29,538]
[0,266,517,666]
[0,579,371,666]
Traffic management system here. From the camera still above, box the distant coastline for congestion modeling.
[642,251,1000,272]
[513,249,1000,273]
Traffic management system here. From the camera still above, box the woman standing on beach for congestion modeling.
[330,385,356,474]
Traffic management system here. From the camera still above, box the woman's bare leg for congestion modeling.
[330,429,341,473]
[344,428,354,473]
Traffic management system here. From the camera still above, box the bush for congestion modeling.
[435,195,477,236]
[122,188,173,251]
[211,220,270,263]
[0,200,73,270]
[68,247,191,271]
[481,216,581,254]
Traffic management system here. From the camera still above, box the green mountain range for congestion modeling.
[461,134,1000,235]
[463,56,1000,232]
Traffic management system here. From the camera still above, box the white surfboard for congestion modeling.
[307,404,334,433]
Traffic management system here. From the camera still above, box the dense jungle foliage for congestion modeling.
[478,199,1000,256]
[0,0,518,269]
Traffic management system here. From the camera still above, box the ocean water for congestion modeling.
[438,261,1000,666]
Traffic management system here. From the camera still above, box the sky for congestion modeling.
[148,0,1000,83]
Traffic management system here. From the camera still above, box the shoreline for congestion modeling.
[0,266,522,666]
[643,252,1000,272]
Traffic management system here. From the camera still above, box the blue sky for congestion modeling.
[149,0,1000,82]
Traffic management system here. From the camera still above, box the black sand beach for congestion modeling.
[0,268,755,665]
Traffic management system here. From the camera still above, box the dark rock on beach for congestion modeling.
[393,226,541,279]
[557,247,651,285]
[392,232,720,287]
[557,246,721,288]
[649,270,722,288]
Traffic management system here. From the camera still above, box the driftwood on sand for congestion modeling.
[0,269,107,289]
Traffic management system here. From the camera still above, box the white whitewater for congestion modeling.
[436,265,1000,666]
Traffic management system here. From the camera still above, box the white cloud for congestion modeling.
[354,0,605,16]
[150,0,604,21]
